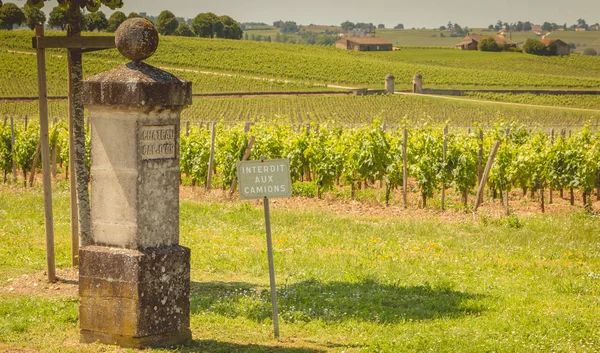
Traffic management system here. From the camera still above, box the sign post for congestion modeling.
[236,157,292,339]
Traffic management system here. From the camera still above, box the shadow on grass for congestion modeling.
[190,279,486,324]
[160,339,325,353]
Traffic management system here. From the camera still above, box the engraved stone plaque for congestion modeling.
[140,125,176,160]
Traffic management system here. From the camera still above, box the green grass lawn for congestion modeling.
[1,184,600,352]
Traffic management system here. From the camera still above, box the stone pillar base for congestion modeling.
[80,328,191,348]
[79,245,191,348]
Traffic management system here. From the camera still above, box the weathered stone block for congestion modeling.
[79,245,191,348]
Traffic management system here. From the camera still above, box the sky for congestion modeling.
[37,0,600,28]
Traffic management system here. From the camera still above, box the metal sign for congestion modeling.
[236,159,292,200]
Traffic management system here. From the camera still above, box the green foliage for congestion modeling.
[215,123,248,188]
[303,124,341,197]
[191,12,220,38]
[0,2,25,30]
[0,123,12,182]
[478,37,500,52]
[280,21,298,33]
[22,5,45,30]
[408,127,443,207]
[219,15,242,40]
[173,22,194,37]
[106,10,125,32]
[446,130,478,203]
[180,128,211,185]
[84,10,107,32]
[291,180,316,197]
[47,5,68,30]
[84,11,108,32]
[523,38,550,56]
[12,126,38,182]
[156,10,178,36]
[25,0,123,13]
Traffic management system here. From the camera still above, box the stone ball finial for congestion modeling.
[115,18,159,62]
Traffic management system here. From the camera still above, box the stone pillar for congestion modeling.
[413,73,423,93]
[385,73,395,94]
[79,18,192,348]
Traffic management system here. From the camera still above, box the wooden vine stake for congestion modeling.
[35,25,56,282]
[11,116,16,183]
[441,126,447,211]
[51,117,58,179]
[28,140,41,187]
[229,135,256,196]
[206,121,217,190]
[474,140,501,212]
[549,128,554,204]
[402,127,408,208]
[477,129,484,204]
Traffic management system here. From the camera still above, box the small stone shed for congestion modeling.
[456,35,517,50]
[541,38,571,55]
[336,37,393,51]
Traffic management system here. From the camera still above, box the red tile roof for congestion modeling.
[541,38,567,46]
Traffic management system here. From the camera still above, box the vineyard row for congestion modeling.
[2,119,600,213]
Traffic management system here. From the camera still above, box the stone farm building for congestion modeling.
[335,37,393,51]
[541,38,571,55]
[455,35,517,50]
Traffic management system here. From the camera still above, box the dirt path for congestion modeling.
[395,91,600,113]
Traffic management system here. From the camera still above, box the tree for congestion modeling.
[478,37,500,52]
[191,12,219,37]
[23,5,45,30]
[173,22,193,37]
[106,10,126,32]
[156,10,178,35]
[84,10,107,31]
[523,38,550,56]
[495,20,502,31]
[273,20,283,28]
[280,21,298,33]
[47,5,70,30]
[393,23,404,29]
[541,22,552,32]
[515,21,523,32]
[523,21,532,31]
[0,3,25,30]
[577,18,588,30]
[218,15,242,39]
[377,23,385,29]
[340,20,354,32]
[583,48,597,56]
[127,12,141,18]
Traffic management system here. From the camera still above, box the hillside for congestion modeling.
[2,30,600,97]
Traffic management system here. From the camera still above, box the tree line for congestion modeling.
[0,2,242,39]
[489,18,599,32]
